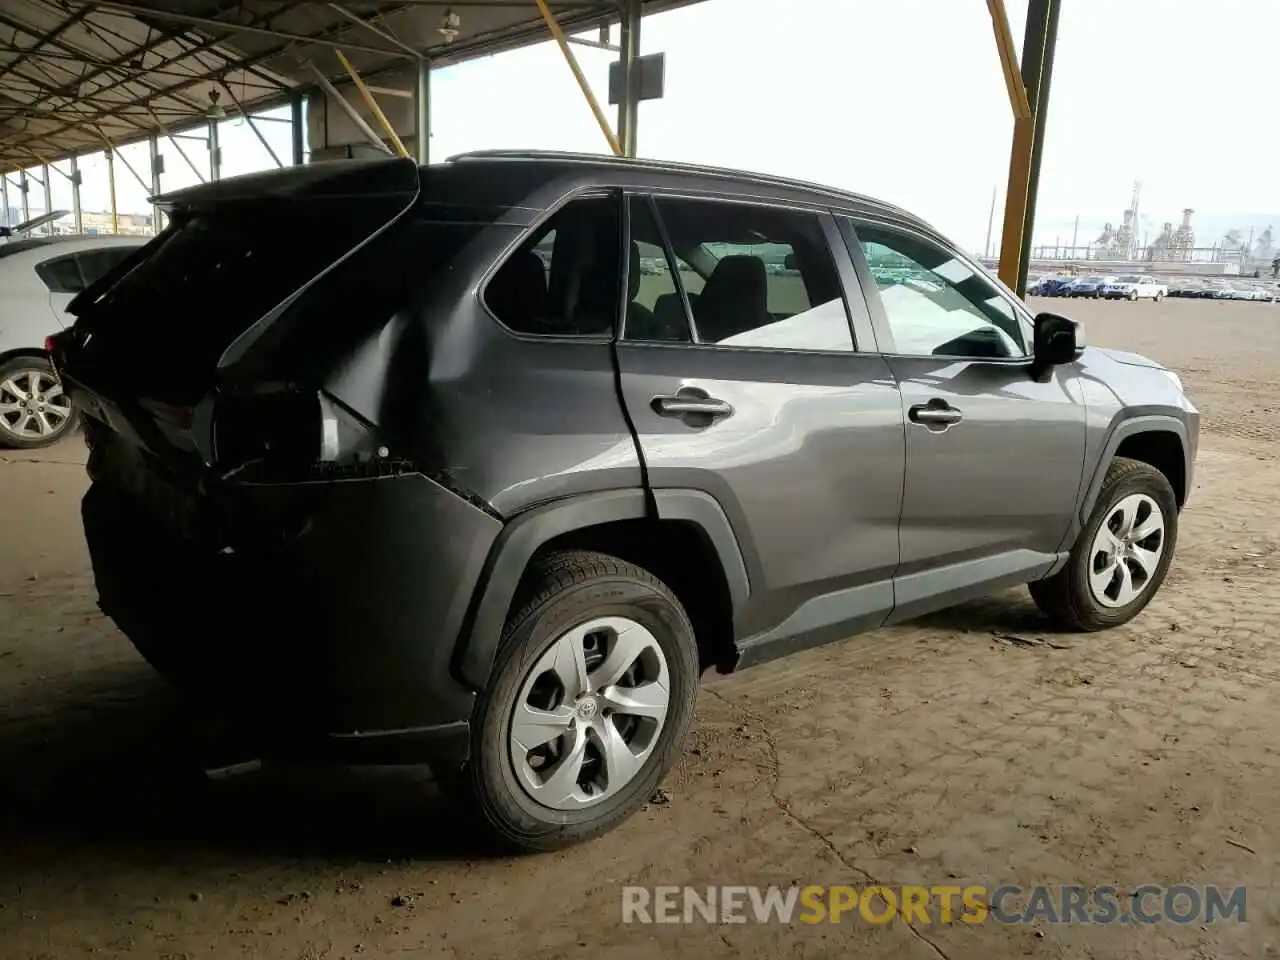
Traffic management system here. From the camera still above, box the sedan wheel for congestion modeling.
[0,360,75,449]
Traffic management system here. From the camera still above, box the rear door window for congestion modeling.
[649,197,855,352]
[623,196,691,343]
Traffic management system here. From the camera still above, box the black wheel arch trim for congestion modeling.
[452,487,751,691]
[1076,414,1189,533]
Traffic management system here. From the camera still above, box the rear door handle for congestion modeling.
[908,400,963,431]
[651,389,734,423]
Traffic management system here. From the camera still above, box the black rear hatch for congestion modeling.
[58,158,421,462]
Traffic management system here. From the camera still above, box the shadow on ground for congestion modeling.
[0,661,488,886]
[907,586,1060,637]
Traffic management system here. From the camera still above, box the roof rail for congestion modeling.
[445,149,907,217]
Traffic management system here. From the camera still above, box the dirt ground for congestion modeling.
[3,298,1279,959]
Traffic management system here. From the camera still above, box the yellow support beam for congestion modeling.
[987,0,1034,289]
[334,48,412,159]
[996,116,1035,289]
[533,0,623,157]
[985,0,1032,120]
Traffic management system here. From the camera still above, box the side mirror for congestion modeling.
[1032,312,1085,370]
[783,253,798,271]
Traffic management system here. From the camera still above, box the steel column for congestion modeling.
[415,57,431,164]
[70,154,82,233]
[19,169,29,221]
[1017,0,1061,295]
[105,150,118,234]
[617,0,641,157]
[41,163,52,224]
[149,135,162,234]
[209,119,221,180]
[291,95,305,165]
[1,176,8,226]
[146,107,206,183]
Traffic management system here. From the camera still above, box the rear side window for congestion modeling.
[649,197,854,352]
[243,213,489,382]
[74,197,408,397]
[485,194,621,337]
[76,248,135,287]
[35,254,84,294]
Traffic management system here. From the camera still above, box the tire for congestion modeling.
[1030,457,1178,631]
[1155,292,1164,302]
[1128,292,1138,301]
[437,549,699,853]
[0,354,77,449]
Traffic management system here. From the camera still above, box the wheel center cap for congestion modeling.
[575,698,598,721]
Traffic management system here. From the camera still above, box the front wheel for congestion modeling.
[0,355,76,449]
[1030,457,1178,631]
[438,550,699,852]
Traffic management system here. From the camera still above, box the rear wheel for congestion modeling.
[1031,457,1178,631]
[437,550,699,852]
[0,356,75,449]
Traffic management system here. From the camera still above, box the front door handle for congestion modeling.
[908,400,963,431]
[651,388,734,424]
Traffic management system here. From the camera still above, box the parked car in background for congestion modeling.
[0,234,145,448]
[1101,276,1167,301]
[1029,275,1073,296]
[1068,275,1113,298]
[1168,280,1205,298]
[0,210,69,244]
[51,152,1199,852]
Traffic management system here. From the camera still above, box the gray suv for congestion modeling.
[51,151,1198,852]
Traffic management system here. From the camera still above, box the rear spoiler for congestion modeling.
[69,158,422,318]
[151,157,420,211]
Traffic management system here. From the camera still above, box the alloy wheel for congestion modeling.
[508,616,670,811]
[0,368,73,442]
[1088,493,1166,608]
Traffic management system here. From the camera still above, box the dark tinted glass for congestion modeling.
[76,247,135,286]
[485,195,621,337]
[34,254,84,293]
[72,197,408,398]
[651,198,853,351]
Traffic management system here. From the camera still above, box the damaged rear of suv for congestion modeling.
[57,159,515,756]
[54,152,1198,853]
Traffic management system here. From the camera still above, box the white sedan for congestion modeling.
[0,234,146,448]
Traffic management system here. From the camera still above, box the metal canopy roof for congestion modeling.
[0,0,692,172]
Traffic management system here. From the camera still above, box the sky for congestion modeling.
[8,0,1278,252]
